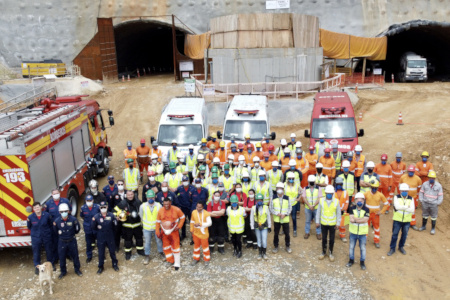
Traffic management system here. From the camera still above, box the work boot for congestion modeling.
[318,252,326,260]
[272,247,279,254]
[346,259,354,268]
[190,240,194,245]
[286,247,292,254]
[52,264,56,272]
[360,261,366,270]
[209,246,215,254]
[58,272,67,280]
[143,256,150,265]
[375,243,380,248]
[329,251,335,262]
[262,248,269,260]
[253,244,258,250]
[237,251,242,258]
[411,225,419,231]
[419,218,428,231]
[97,266,104,275]
[125,252,131,260]
[218,247,225,255]
[246,242,253,249]
[35,268,39,275]
[86,257,92,263]
[140,177,143,184]
[164,261,173,268]
[387,249,395,256]
[304,233,310,239]
[257,247,262,260]
[174,267,180,271]
[137,250,145,256]
[190,260,199,266]
[293,231,297,237]
[232,248,237,257]
[316,234,322,240]
[75,270,83,277]
[341,237,347,243]
[204,261,210,267]
[399,247,407,255]
[159,252,165,260]
[113,265,119,272]
[431,220,436,235]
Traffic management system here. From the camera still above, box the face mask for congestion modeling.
[249,194,255,198]
[183,181,188,186]
[429,179,435,184]
[149,176,155,181]
[248,150,252,154]
[148,199,155,204]
[225,170,229,175]
[320,139,324,143]
[326,194,333,200]
[356,151,361,155]
[285,153,290,157]
[333,149,337,153]
[52,194,60,200]
[266,139,269,143]
[290,166,295,170]
[356,201,363,207]
[246,140,250,144]
[273,168,277,172]
[232,149,236,153]
[128,164,133,168]
[401,191,408,198]
[408,171,414,177]
[309,182,315,187]
[212,179,218,184]
[202,143,206,147]
[343,168,349,173]
[396,158,401,163]
[317,168,322,174]
[61,212,68,218]
[254,163,259,167]
[200,172,205,176]
[108,180,114,185]
[422,157,427,162]
[86,201,93,207]
[214,196,220,201]
[231,203,238,208]
[211,150,215,154]
[152,159,157,164]
[189,150,193,154]
[100,208,107,213]
[153,147,157,150]
[212,138,216,142]
[195,184,201,188]
[348,158,353,162]
[162,187,168,192]
[118,184,124,191]
[257,201,263,206]
[367,168,373,173]
[259,176,265,181]
[127,146,132,150]
[277,189,283,195]
[228,159,234,164]
[236,188,242,193]
[325,153,330,158]
[288,179,294,183]
[309,150,314,154]
[243,178,249,182]
[371,188,378,194]
[219,187,224,192]
[239,149,243,153]
[269,150,273,154]
[171,169,176,174]
[173,145,177,150]
[265,158,269,162]
[239,161,244,165]
[297,155,302,159]
[336,185,342,190]
[256,148,261,152]
[381,161,386,165]
[141,143,145,147]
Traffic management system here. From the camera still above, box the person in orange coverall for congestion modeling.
[390,152,406,202]
[374,154,393,213]
[156,197,185,270]
[415,151,434,184]
[363,180,389,248]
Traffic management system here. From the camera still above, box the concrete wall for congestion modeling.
[1,0,450,68]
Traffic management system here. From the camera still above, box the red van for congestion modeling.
[304,91,364,153]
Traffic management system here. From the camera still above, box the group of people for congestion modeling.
[27,133,444,278]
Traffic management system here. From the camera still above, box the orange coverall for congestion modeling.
[123,148,137,168]
[251,151,264,162]
[261,142,274,152]
[206,140,220,151]
[390,161,406,197]
[190,210,211,262]
[415,161,434,184]
[374,163,393,204]
[335,190,349,239]
[260,160,272,172]
[156,205,185,267]
[319,156,336,179]
[363,191,389,244]
[295,157,309,188]
[399,174,422,226]
[136,145,151,178]
[217,149,227,167]
[305,153,318,178]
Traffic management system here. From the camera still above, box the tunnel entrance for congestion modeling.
[114,20,186,76]
[382,22,450,82]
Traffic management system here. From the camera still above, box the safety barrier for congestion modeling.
[344,72,385,87]
[191,73,345,101]
[1,64,81,80]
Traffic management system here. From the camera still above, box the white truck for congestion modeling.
[222,95,276,147]
[399,52,428,82]
[153,97,210,165]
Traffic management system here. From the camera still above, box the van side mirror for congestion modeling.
[304,130,310,138]
[151,136,155,143]
[217,131,222,139]
[108,116,114,126]
[270,132,276,140]
[358,129,364,137]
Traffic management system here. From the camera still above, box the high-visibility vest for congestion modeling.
[314,141,330,155]
[155,173,164,183]
[234,166,246,184]
[185,155,197,172]
[285,183,300,206]
[168,149,180,164]
[251,168,262,183]
[142,203,161,230]
[207,184,220,203]
[176,164,185,174]
[220,175,234,192]
[320,198,338,226]
[349,209,368,235]
[353,154,365,177]
[315,174,327,197]
[305,187,319,209]
[392,195,413,223]
[227,206,245,234]
[252,205,269,229]
[201,177,210,188]
[333,151,342,170]
[276,147,286,160]
[272,197,290,223]
[338,173,355,197]
[242,183,252,196]
[360,174,377,193]
[254,182,270,205]
[166,173,182,189]
[285,170,300,185]
[268,170,282,190]
[124,168,139,191]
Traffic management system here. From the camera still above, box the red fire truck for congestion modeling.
[0,92,114,247]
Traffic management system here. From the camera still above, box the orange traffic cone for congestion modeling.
[397,112,403,125]
[122,75,125,82]
[355,83,358,94]
[127,75,130,82]
[358,112,363,123]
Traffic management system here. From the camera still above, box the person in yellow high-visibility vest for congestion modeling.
[284,173,301,238]
[139,190,163,265]
[270,182,292,254]
[164,162,183,193]
[227,195,246,258]
[123,158,140,199]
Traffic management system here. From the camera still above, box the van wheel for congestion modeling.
[67,188,78,216]
[97,148,109,177]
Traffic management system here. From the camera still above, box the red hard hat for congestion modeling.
[147,170,156,176]
[381,154,387,160]
[324,148,331,153]
[309,145,314,150]
[238,143,244,149]
[408,164,415,172]
[263,152,270,157]
[268,144,275,151]
[140,138,145,143]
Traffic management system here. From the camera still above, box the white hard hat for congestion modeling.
[355,145,362,151]
[238,155,245,161]
[272,161,279,167]
[316,162,323,168]
[287,172,295,178]
[171,139,177,144]
[276,182,285,189]
[253,156,260,162]
[213,157,220,163]
[59,203,69,212]
[308,174,316,182]
[295,141,302,148]
[177,153,184,159]
[188,144,194,149]
[289,159,296,166]
[325,185,335,194]
[354,192,365,200]
[319,133,325,138]
[228,154,234,160]
[367,161,375,168]
[198,154,205,160]
[89,179,98,188]
[284,147,291,153]
[258,170,266,176]
[399,183,409,191]
[290,133,296,138]
[342,160,351,168]
[151,153,159,160]
[280,139,287,146]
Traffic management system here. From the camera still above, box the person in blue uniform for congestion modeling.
[27,202,54,274]
[44,189,71,262]
[92,201,119,274]
[79,194,100,263]
[175,175,196,240]
[103,175,118,211]
[53,203,82,279]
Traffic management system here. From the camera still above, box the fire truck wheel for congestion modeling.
[98,148,109,177]
[67,188,78,215]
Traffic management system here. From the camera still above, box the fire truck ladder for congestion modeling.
[0,86,57,114]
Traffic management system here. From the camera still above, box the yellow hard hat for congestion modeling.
[245,134,251,139]
[201,138,207,143]
[421,151,430,157]
[255,142,262,147]
[428,170,436,178]
[370,180,380,188]
[220,141,225,147]
[211,133,217,138]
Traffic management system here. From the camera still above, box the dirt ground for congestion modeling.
[1,75,450,299]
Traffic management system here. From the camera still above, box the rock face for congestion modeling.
[0,0,449,67]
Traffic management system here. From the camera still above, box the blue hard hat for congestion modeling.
[182,175,189,181]
[86,195,94,201]
[396,152,402,158]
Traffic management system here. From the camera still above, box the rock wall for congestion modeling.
[0,0,449,68]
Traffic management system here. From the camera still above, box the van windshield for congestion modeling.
[407,60,426,68]
[311,118,357,139]
[224,120,267,140]
[158,125,203,146]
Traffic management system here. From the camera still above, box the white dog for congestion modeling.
[36,262,54,295]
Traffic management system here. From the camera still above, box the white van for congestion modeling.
[153,97,209,165]
[222,95,276,146]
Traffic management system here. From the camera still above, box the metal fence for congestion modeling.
[191,73,345,101]
[0,86,57,114]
